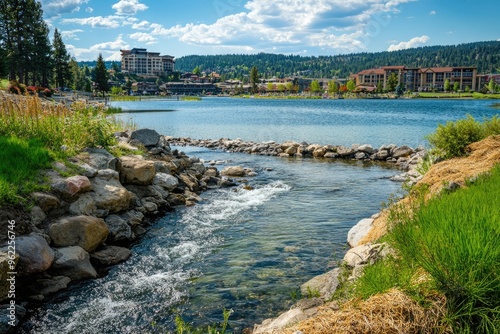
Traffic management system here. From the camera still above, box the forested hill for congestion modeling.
[175,41,500,79]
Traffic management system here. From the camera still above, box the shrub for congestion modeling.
[426,115,491,158]
[390,166,500,333]
[7,80,26,94]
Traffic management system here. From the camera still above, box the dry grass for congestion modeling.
[359,135,500,245]
[278,289,449,334]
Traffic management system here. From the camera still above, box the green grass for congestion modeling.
[415,92,500,99]
[0,136,52,205]
[388,166,500,333]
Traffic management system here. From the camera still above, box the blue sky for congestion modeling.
[39,0,500,62]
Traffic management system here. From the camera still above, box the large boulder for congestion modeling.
[90,171,133,213]
[80,148,118,170]
[31,276,72,297]
[391,145,414,158]
[31,192,60,213]
[344,243,388,267]
[117,156,156,185]
[300,267,342,300]
[104,215,133,243]
[220,166,246,177]
[130,128,160,147]
[48,215,109,252]
[15,235,55,276]
[91,246,131,266]
[154,173,179,191]
[51,175,92,198]
[347,218,374,248]
[50,246,97,280]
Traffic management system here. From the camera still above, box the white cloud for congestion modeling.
[62,16,122,29]
[129,32,157,43]
[430,10,436,15]
[132,20,151,30]
[388,35,430,51]
[85,7,93,13]
[40,0,89,18]
[148,0,416,54]
[112,0,148,16]
[89,34,129,52]
[61,29,84,40]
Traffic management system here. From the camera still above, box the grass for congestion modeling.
[416,92,500,99]
[0,136,52,205]
[0,92,133,204]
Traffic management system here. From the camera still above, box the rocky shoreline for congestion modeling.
[0,129,426,333]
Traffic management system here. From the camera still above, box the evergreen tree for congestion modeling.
[53,28,71,88]
[250,66,259,94]
[94,53,109,96]
[387,73,398,92]
[488,78,496,93]
[453,81,460,92]
[444,79,451,92]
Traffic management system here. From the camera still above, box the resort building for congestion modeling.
[120,48,175,76]
[354,66,478,91]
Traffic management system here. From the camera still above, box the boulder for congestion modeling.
[91,246,132,266]
[336,146,355,157]
[347,218,374,248]
[391,145,414,158]
[82,148,118,170]
[30,206,46,226]
[178,173,199,191]
[130,128,160,147]
[280,140,300,151]
[313,147,327,158]
[121,210,145,226]
[50,246,97,280]
[48,215,109,252]
[16,235,55,276]
[344,243,385,267]
[253,308,308,334]
[285,146,297,155]
[300,268,342,300]
[220,166,246,177]
[32,276,71,297]
[358,144,374,154]
[31,192,60,212]
[90,172,133,213]
[51,175,92,198]
[373,149,390,160]
[69,193,96,216]
[167,193,186,206]
[104,215,133,243]
[354,152,367,160]
[117,156,156,185]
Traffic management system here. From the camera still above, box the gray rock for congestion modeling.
[130,128,160,147]
[91,246,131,266]
[77,162,99,178]
[220,166,246,177]
[84,148,118,170]
[344,243,387,267]
[33,276,71,297]
[16,235,55,276]
[51,175,92,198]
[69,193,96,216]
[105,215,133,243]
[48,215,109,252]
[358,144,374,154]
[50,246,97,280]
[354,152,367,160]
[167,193,186,206]
[253,308,308,334]
[347,218,374,248]
[90,173,133,213]
[301,267,342,300]
[391,145,414,158]
[31,192,61,212]
[30,206,46,226]
[121,210,144,226]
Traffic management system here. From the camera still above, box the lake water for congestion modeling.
[21,98,498,333]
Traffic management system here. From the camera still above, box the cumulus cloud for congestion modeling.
[132,20,151,30]
[60,29,84,40]
[388,35,430,51]
[40,0,89,18]
[147,0,416,54]
[112,0,148,15]
[89,34,129,51]
[429,10,436,15]
[62,16,122,29]
[129,32,157,44]
[85,7,93,13]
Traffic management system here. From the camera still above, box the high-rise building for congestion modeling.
[120,48,175,76]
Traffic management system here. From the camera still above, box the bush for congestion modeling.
[390,166,500,333]
[7,80,26,94]
[426,115,500,159]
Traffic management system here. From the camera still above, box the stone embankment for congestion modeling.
[0,128,251,332]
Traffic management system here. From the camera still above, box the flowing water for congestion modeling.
[21,98,499,333]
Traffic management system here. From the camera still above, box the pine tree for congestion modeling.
[250,66,259,94]
[94,53,109,97]
[53,28,72,89]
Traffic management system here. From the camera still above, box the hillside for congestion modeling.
[175,41,500,79]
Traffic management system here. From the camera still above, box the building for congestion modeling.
[161,82,221,95]
[132,82,159,95]
[355,66,478,91]
[121,48,175,76]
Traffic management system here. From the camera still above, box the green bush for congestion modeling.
[390,166,500,333]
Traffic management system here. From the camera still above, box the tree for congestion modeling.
[395,84,404,97]
[193,67,201,75]
[250,66,259,94]
[346,79,356,92]
[285,82,293,92]
[453,81,460,92]
[488,78,496,93]
[53,28,71,88]
[310,80,321,94]
[267,82,274,92]
[94,53,109,97]
[387,72,398,92]
[444,78,450,92]
[376,81,383,93]
[328,80,338,95]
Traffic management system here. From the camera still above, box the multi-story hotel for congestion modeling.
[354,66,478,91]
[120,48,175,76]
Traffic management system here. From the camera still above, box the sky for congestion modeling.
[39,0,500,62]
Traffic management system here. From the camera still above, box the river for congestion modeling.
[21,98,498,333]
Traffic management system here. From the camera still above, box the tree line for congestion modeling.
[175,41,500,80]
[0,0,109,95]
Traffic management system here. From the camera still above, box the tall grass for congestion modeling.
[0,93,120,155]
[390,166,500,333]
[0,136,52,205]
